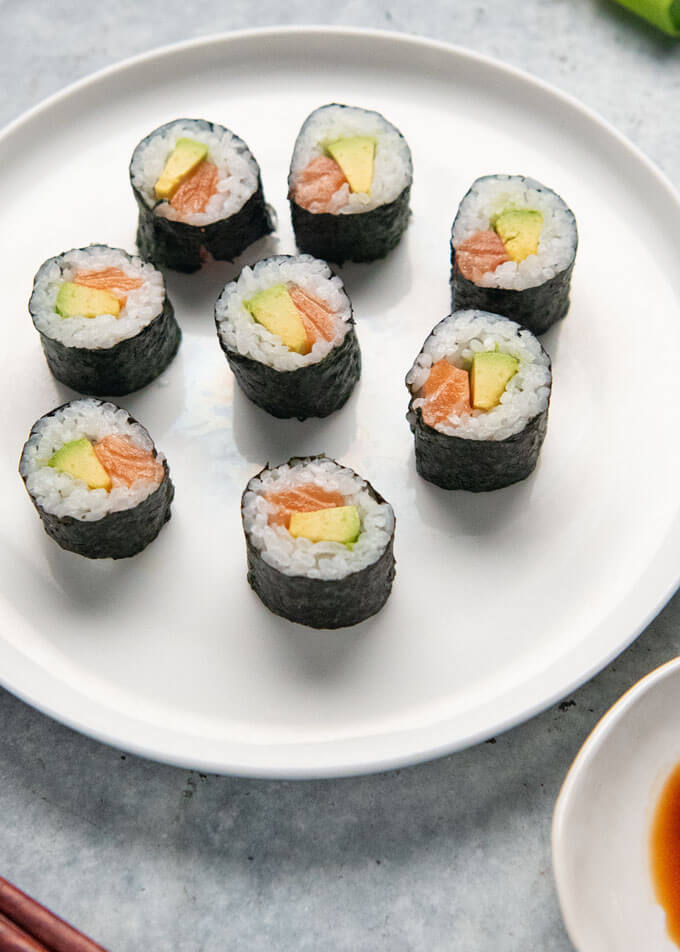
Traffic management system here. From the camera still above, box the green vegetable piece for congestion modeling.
[613,0,680,37]
[494,209,543,263]
[470,352,519,411]
[288,505,361,545]
[48,438,112,490]
[154,138,209,200]
[56,282,121,319]
[325,136,376,193]
[244,284,309,354]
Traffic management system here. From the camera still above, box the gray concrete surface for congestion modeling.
[1,2,679,949]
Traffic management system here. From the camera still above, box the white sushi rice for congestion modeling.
[289,104,412,214]
[30,247,166,349]
[215,255,352,372]
[451,175,576,291]
[242,458,394,581]
[406,310,551,441]
[130,119,260,226]
[20,399,164,521]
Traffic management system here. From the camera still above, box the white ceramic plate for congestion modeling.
[1,28,680,779]
[552,658,680,951]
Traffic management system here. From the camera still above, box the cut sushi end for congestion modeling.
[131,119,264,227]
[19,399,173,559]
[451,174,577,296]
[289,104,411,215]
[288,104,412,264]
[215,254,361,420]
[406,310,552,492]
[30,245,182,398]
[131,119,274,272]
[242,457,396,628]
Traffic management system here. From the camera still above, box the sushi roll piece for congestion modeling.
[130,119,274,273]
[406,310,552,492]
[19,399,174,559]
[450,175,577,335]
[29,245,180,396]
[288,104,412,264]
[215,254,361,420]
[241,457,396,629]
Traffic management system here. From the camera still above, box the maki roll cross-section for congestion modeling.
[130,119,273,272]
[242,457,396,629]
[19,399,174,559]
[288,104,412,263]
[29,245,180,396]
[406,310,552,492]
[450,175,577,335]
[215,254,361,419]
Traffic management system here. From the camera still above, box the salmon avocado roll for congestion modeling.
[29,245,180,396]
[242,457,396,629]
[215,254,361,419]
[450,175,577,335]
[130,119,273,273]
[406,310,552,492]
[288,104,412,264]
[19,399,173,559]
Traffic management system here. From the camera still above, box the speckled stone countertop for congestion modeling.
[1,3,678,950]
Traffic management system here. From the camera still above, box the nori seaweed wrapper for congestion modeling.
[36,299,180,397]
[450,256,575,336]
[409,405,549,492]
[242,459,396,629]
[219,326,361,420]
[290,185,411,264]
[450,175,578,335]
[130,119,274,273]
[19,402,174,559]
[288,103,412,264]
[30,246,181,397]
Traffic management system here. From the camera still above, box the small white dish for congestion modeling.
[552,657,680,951]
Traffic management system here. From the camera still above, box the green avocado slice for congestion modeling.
[244,284,310,355]
[154,137,209,200]
[48,438,112,490]
[470,352,519,411]
[325,136,376,193]
[493,208,543,263]
[288,505,361,545]
[56,283,121,319]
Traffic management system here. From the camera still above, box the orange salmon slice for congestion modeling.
[73,268,144,306]
[455,229,511,284]
[420,359,471,427]
[293,156,348,213]
[289,286,335,343]
[93,436,164,488]
[266,484,346,529]
[170,160,219,215]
